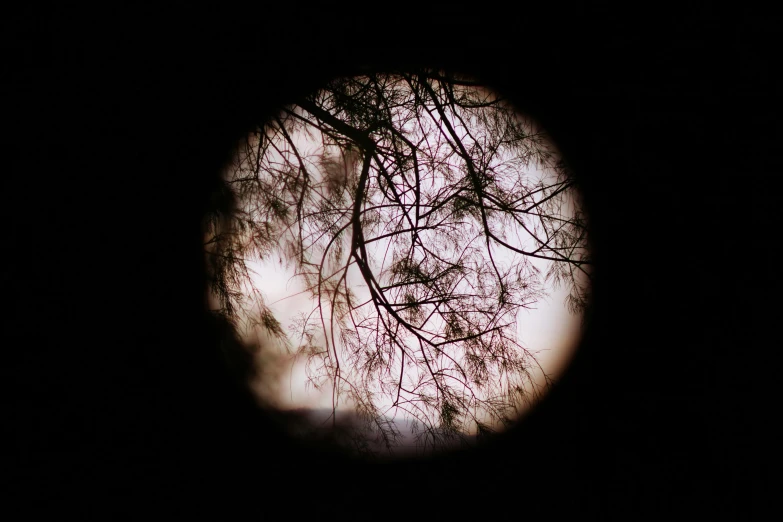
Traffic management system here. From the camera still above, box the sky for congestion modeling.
[220,78,588,446]
[244,239,584,415]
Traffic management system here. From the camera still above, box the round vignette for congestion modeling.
[204,71,591,458]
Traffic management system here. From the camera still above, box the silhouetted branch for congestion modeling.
[204,69,591,456]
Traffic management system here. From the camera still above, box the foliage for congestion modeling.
[204,70,590,456]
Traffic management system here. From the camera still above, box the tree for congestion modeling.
[203,69,591,456]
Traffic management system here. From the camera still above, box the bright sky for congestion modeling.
[245,251,583,413]
[222,79,588,446]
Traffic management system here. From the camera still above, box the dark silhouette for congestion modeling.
[205,70,590,455]
[3,4,778,518]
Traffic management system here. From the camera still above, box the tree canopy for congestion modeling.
[204,69,590,456]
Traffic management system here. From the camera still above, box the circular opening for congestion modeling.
[204,69,591,458]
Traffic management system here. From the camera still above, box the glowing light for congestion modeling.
[206,72,590,456]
